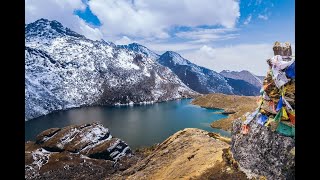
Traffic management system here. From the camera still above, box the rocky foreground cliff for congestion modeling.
[25,123,249,180]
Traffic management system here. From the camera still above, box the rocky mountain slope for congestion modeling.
[118,43,160,61]
[157,51,234,94]
[25,19,197,120]
[223,77,260,96]
[121,43,260,96]
[220,70,264,89]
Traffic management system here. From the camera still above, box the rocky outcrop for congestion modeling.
[120,128,248,180]
[34,123,131,159]
[231,119,295,179]
[25,123,135,180]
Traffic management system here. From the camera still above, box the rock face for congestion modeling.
[121,128,248,180]
[231,119,295,179]
[25,123,135,180]
[25,18,197,120]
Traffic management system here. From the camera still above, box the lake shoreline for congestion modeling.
[191,93,258,132]
[26,97,198,122]
[25,98,230,149]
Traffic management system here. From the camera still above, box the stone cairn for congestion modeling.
[241,41,295,137]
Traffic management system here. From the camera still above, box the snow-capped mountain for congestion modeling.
[223,77,260,96]
[118,43,160,60]
[157,51,235,94]
[25,19,197,120]
[220,70,264,89]
[117,43,260,95]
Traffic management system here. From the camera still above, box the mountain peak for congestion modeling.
[118,42,159,60]
[220,69,262,89]
[163,51,180,56]
[128,42,143,47]
[26,18,85,39]
[160,51,190,65]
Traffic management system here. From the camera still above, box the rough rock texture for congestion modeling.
[120,128,248,180]
[25,18,197,120]
[231,119,295,179]
[25,123,136,179]
[34,123,131,160]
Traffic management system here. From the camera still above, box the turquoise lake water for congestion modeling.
[25,99,230,149]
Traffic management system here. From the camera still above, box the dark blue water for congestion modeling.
[25,99,230,149]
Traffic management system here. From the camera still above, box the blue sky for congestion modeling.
[26,0,294,75]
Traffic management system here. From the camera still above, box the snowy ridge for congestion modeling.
[25,19,197,120]
[121,44,260,96]
[158,51,190,66]
[157,51,234,94]
[118,43,160,61]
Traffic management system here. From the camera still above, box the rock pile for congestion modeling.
[242,41,295,137]
[231,42,295,179]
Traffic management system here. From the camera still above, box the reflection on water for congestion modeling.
[25,99,230,149]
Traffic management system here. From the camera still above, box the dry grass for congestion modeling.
[191,93,258,132]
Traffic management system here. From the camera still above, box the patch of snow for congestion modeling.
[31,148,52,170]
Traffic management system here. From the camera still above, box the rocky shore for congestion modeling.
[191,93,258,131]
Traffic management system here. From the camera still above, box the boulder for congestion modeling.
[231,118,295,179]
[25,123,134,179]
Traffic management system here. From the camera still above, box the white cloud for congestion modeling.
[25,0,103,40]
[243,14,252,25]
[181,44,275,76]
[258,14,268,20]
[115,36,133,45]
[88,0,240,39]
[141,41,201,54]
[175,28,239,43]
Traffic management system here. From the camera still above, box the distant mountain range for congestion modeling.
[220,70,264,89]
[121,43,261,95]
[25,18,261,120]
